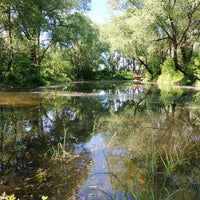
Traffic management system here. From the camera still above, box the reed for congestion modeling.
[103,131,199,200]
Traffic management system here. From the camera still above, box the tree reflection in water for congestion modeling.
[0,82,199,199]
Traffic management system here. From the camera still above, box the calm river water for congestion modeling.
[0,81,199,200]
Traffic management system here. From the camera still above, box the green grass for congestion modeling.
[101,130,200,200]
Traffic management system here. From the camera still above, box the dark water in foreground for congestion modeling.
[0,81,199,200]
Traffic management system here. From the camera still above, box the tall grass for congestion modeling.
[103,132,199,200]
[50,125,69,160]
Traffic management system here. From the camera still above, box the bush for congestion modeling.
[148,57,162,81]
[3,54,44,87]
[157,59,184,85]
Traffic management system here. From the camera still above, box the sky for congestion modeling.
[87,0,111,24]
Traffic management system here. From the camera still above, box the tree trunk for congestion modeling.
[138,58,153,75]
[180,33,194,65]
[30,30,41,78]
[5,6,13,72]
[172,43,198,82]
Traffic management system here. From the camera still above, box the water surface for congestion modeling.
[0,81,199,199]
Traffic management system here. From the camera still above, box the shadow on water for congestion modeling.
[0,81,199,199]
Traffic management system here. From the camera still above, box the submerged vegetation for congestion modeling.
[96,85,200,199]
[0,82,199,199]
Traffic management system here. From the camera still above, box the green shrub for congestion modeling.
[157,59,184,84]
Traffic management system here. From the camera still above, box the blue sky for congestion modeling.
[87,0,110,24]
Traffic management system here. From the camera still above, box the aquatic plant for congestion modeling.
[50,121,69,160]
[0,192,16,200]
[0,192,48,200]
[36,168,48,183]
[99,111,200,200]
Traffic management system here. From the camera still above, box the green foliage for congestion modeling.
[1,0,199,86]
[113,71,133,80]
[0,39,6,74]
[3,54,44,87]
[54,13,109,80]
[157,59,184,84]
[94,69,133,80]
[159,86,183,107]
[101,0,200,84]
[0,192,48,200]
[94,68,113,80]
[188,53,200,80]
[176,53,200,85]
[0,192,16,200]
[50,126,70,160]
[0,0,93,86]
[36,168,48,183]
[41,50,73,84]
[147,57,162,81]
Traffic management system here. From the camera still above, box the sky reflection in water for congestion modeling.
[0,82,199,199]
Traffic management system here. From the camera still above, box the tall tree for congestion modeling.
[14,0,90,72]
[106,0,200,82]
[52,14,109,80]
[0,0,15,73]
[0,0,91,84]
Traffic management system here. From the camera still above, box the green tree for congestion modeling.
[52,13,109,80]
[100,7,165,80]
[0,0,16,73]
[106,0,200,83]
[0,0,91,85]
[14,0,90,79]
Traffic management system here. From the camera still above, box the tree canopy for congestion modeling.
[0,0,199,87]
[104,0,200,83]
[0,0,105,86]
